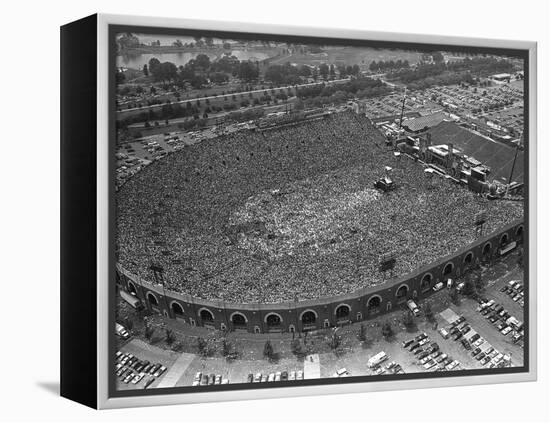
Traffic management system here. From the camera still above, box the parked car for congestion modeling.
[247,373,254,383]
[402,339,414,348]
[501,326,513,335]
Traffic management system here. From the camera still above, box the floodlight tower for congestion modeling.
[398,87,408,129]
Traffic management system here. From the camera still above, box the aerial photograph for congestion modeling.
[112,31,526,391]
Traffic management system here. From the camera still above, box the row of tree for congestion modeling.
[369,59,410,72]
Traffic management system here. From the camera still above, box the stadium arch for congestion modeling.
[463,251,474,266]
[299,309,318,325]
[442,262,454,278]
[230,311,248,328]
[367,295,382,315]
[264,312,283,328]
[420,273,433,293]
[334,304,351,321]
[395,284,409,303]
[198,307,214,322]
[170,301,184,317]
[500,232,509,246]
[516,225,524,240]
[146,292,158,307]
[127,281,137,295]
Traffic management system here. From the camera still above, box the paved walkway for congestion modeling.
[156,352,195,388]
[303,354,320,379]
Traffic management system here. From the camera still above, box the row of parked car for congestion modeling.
[402,333,460,372]
[477,298,524,347]
[115,351,166,388]
[500,280,525,307]
[193,372,229,386]
[247,370,304,383]
[444,315,511,369]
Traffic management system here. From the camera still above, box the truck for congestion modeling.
[406,300,420,316]
[367,351,388,368]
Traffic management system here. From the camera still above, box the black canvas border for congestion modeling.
[60,14,98,409]
[107,22,530,400]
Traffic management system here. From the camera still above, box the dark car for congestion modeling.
[461,325,471,335]
[209,374,216,385]
[461,339,472,350]
[453,332,463,341]
[500,286,508,292]
[409,342,421,352]
[455,316,466,325]
[402,339,414,348]
[476,353,486,361]
[470,334,481,343]
[281,371,288,381]
[247,374,254,383]
[471,347,482,357]
[413,348,425,356]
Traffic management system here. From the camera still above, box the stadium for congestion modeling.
[116,111,524,333]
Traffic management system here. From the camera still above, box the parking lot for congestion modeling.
[116,257,525,390]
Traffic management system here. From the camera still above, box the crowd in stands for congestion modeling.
[116,111,523,304]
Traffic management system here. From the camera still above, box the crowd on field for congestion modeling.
[116,112,523,304]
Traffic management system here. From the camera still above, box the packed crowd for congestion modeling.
[116,111,523,304]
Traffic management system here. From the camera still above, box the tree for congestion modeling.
[263,340,274,360]
[381,322,394,340]
[197,337,208,356]
[165,328,175,345]
[319,63,329,79]
[449,287,460,305]
[290,339,304,358]
[238,61,259,81]
[222,338,231,357]
[144,318,155,340]
[148,58,161,74]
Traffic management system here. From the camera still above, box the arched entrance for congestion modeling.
[367,295,382,315]
[171,302,184,318]
[231,312,247,329]
[335,304,351,322]
[483,242,492,257]
[265,313,283,331]
[500,233,509,246]
[443,262,454,278]
[395,284,409,303]
[420,273,432,293]
[127,281,137,295]
[516,225,524,242]
[300,310,317,330]
[464,252,474,267]
[147,292,158,307]
[199,308,214,322]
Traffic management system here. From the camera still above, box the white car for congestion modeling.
[501,326,513,335]
[268,373,275,382]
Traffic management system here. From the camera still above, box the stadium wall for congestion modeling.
[116,219,524,334]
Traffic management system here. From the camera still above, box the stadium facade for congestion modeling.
[117,218,523,334]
